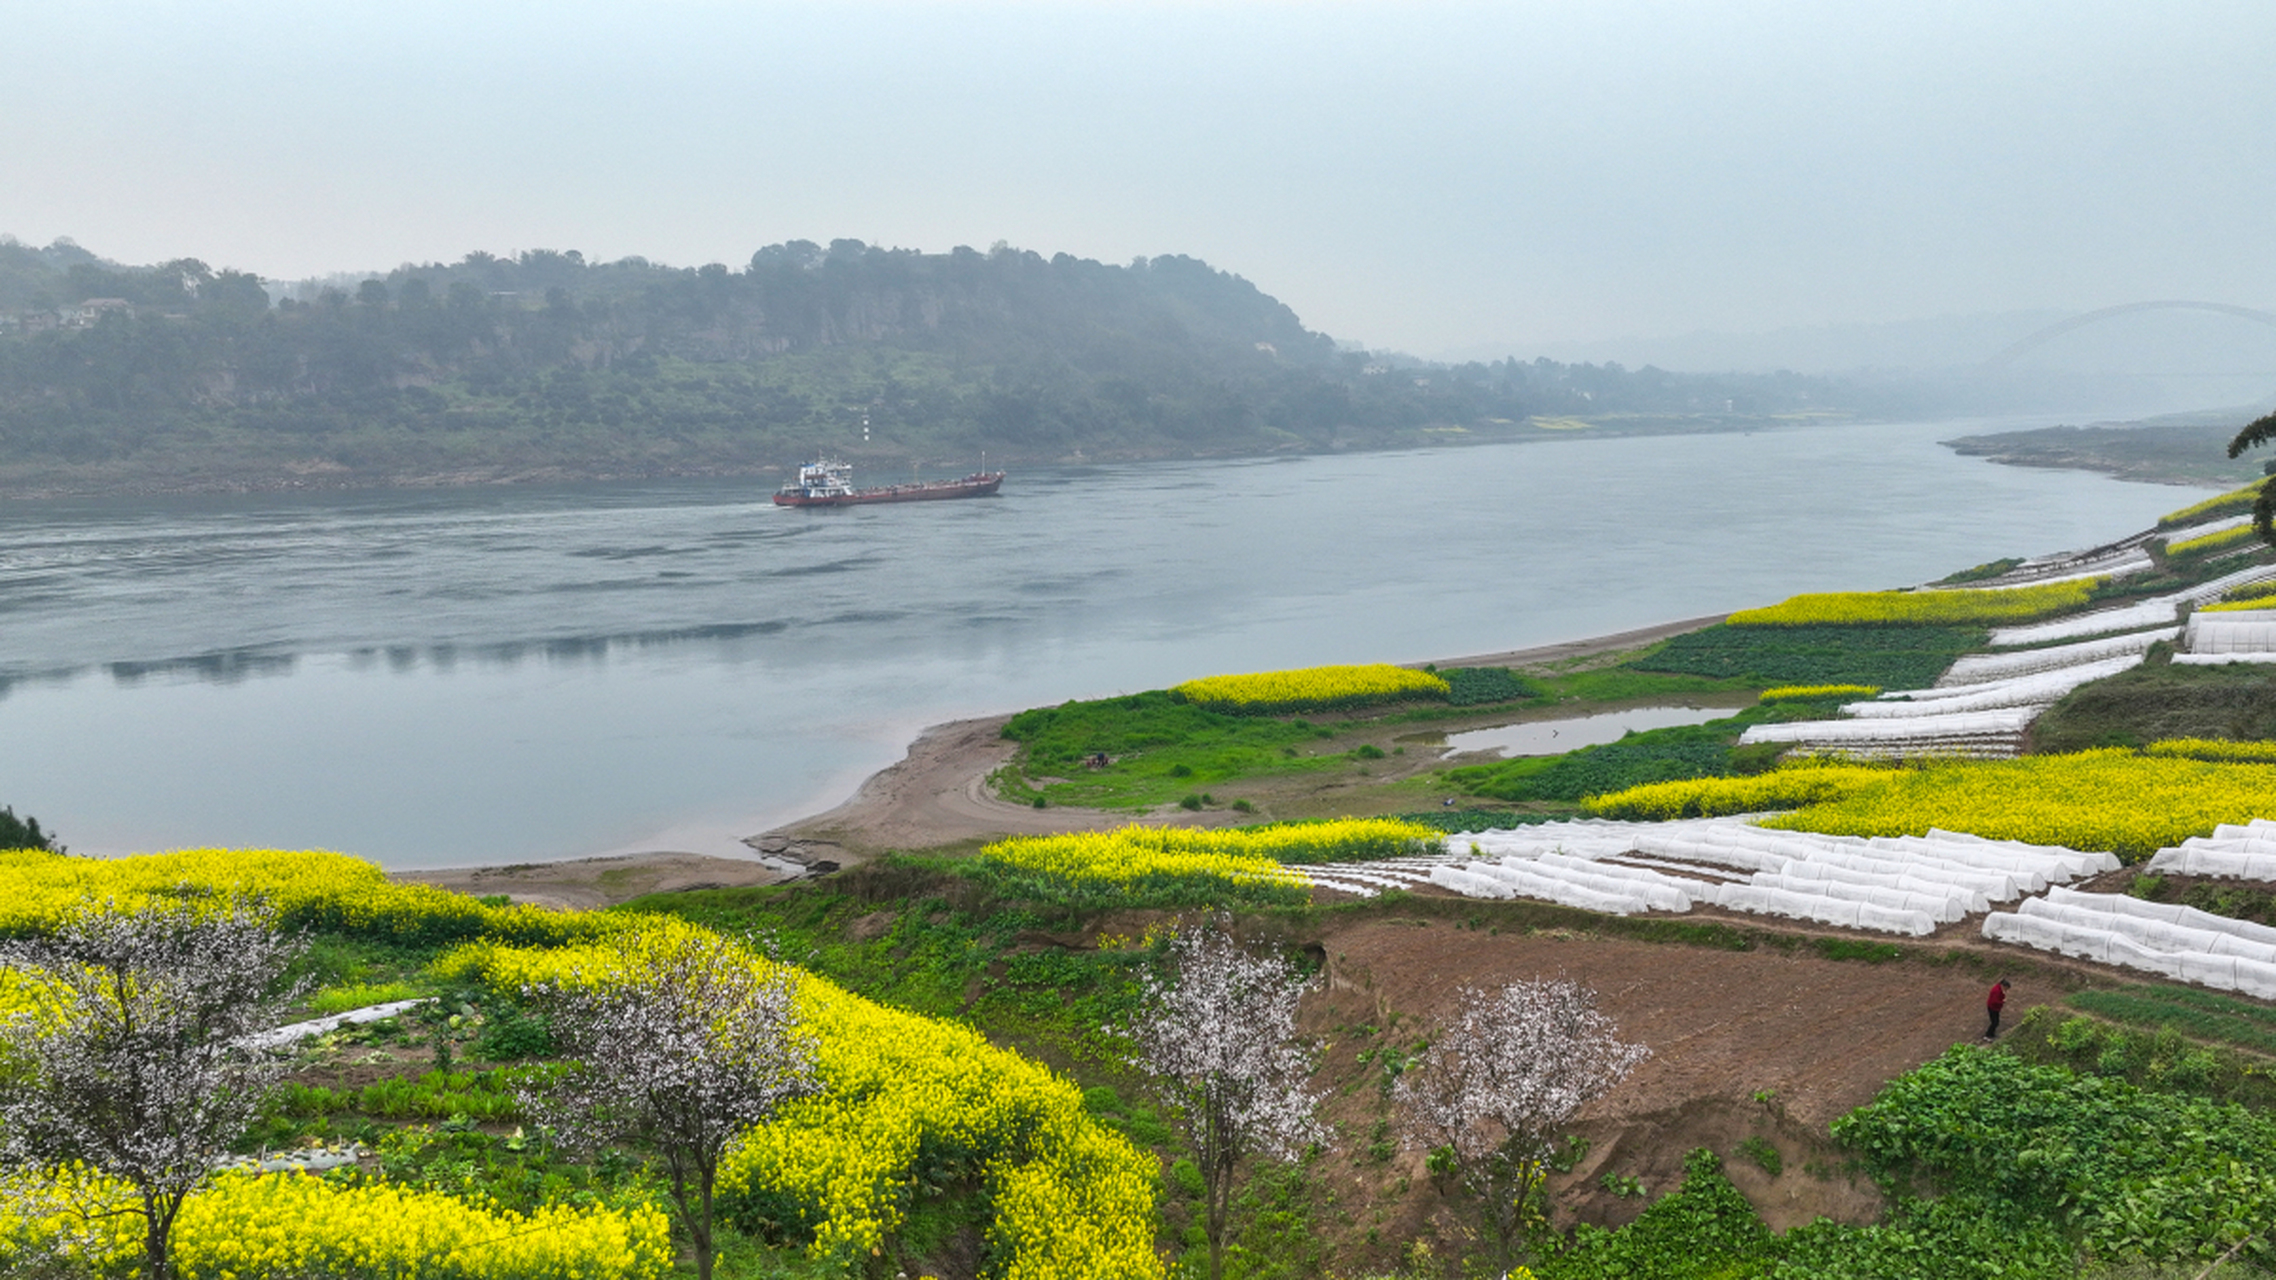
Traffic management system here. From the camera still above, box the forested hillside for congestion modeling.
[2,236,1871,496]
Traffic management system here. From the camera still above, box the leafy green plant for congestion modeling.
[1628,624,1987,691]
[1735,1135,1782,1178]
[1442,666,1541,706]
[1599,1171,1646,1198]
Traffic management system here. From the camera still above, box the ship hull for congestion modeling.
[773,473,1005,507]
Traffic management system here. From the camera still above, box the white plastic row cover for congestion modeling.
[2144,847,2276,879]
[2172,652,2276,665]
[1534,852,1700,905]
[1429,862,1654,915]
[1797,846,2021,901]
[1752,871,1966,923]
[1926,828,2123,875]
[2037,885,2276,951]
[1708,883,1936,936]
[1938,629,2172,687]
[1740,706,2040,745]
[1990,563,2276,647]
[2143,822,2276,878]
[1948,551,2151,592]
[1982,911,2276,998]
[1777,859,1991,913]
[1851,656,2142,717]
[2020,895,2276,965]
[1988,604,2179,649]
[1504,857,1694,912]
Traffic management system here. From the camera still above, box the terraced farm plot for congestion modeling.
[1628,624,1986,690]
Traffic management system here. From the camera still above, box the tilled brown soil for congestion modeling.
[1286,913,2011,1260]
[1316,918,1996,1130]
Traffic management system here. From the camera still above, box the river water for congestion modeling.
[0,419,2211,867]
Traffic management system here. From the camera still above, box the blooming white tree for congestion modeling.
[0,899,308,1280]
[519,934,821,1280]
[1124,923,1328,1280]
[1396,977,1650,1268]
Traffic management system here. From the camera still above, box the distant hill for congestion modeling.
[1,236,1935,496]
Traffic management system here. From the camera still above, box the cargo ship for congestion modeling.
[772,459,1006,507]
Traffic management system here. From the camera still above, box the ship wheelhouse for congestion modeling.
[779,460,856,500]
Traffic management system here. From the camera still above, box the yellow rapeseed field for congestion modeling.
[446,924,1163,1279]
[1172,663,1449,713]
[2145,738,2276,764]
[2197,594,2276,614]
[1764,750,2276,859]
[0,1165,673,1279]
[0,851,1162,1279]
[1726,578,2099,627]
[1758,684,1880,702]
[981,819,1441,889]
[0,847,611,947]
[1584,764,1895,820]
[2166,522,2260,558]
[2160,482,2263,529]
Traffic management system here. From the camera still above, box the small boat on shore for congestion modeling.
[772,459,1006,508]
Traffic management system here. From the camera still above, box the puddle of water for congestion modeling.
[1422,705,1737,758]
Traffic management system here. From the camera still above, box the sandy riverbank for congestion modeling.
[393,614,1725,906]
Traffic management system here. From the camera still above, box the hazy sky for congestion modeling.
[6,1,2275,356]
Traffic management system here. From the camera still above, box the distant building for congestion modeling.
[59,298,133,328]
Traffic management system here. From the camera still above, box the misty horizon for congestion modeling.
[7,2,2275,363]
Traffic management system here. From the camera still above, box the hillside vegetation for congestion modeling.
[6,235,1903,496]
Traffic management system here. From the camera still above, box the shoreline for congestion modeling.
[395,613,1729,905]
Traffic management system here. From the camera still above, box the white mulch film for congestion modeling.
[1302,820,2276,999]
[1291,818,2114,937]
[1752,561,2276,758]
[1984,885,2276,1000]
[2145,820,2276,879]
[1946,548,2154,592]
[1300,521,2276,987]
[1735,706,2038,758]
[246,998,432,1051]
[1935,628,2177,686]
[1842,657,2148,719]
[1990,562,2276,648]
[1937,532,2156,592]
[2173,652,2276,666]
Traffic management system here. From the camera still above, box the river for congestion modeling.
[0,418,2212,867]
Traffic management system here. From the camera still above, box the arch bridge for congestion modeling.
[1984,300,2276,369]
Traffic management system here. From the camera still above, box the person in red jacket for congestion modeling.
[1983,978,2009,1040]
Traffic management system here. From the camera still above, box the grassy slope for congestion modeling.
[2032,659,2276,751]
